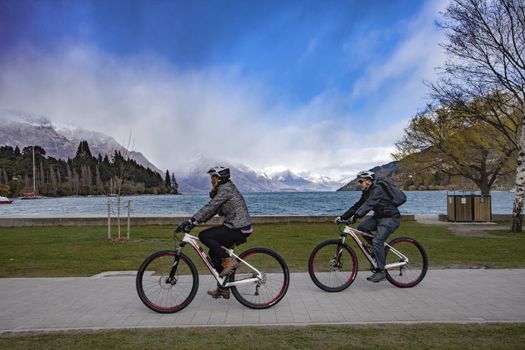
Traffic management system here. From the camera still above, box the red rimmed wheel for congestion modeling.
[230,247,289,309]
[308,240,358,292]
[136,250,199,313]
[385,237,428,288]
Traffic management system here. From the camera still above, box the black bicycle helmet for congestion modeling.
[356,170,375,181]
[207,166,231,180]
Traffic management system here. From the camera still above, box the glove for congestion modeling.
[176,218,197,233]
[334,216,342,224]
[349,215,358,224]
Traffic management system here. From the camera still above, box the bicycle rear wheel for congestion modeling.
[230,247,289,309]
[308,240,358,292]
[136,250,199,313]
[385,237,428,288]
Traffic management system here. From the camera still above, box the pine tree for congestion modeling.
[165,170,171,191]
[171,174,179,194]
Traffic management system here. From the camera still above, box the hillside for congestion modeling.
[337,160,515,192]
[337,161,400,191]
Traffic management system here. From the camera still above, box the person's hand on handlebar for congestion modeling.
[334,215,357,225]
[176,218,198,233]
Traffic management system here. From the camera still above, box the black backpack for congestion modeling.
[377,179,407,207]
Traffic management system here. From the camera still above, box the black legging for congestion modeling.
[198,225,248,271]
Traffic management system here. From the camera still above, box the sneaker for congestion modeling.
[207,287,230,299]
[366,270,386,283]
[218,257,240,277]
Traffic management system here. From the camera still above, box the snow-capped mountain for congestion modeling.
[177,157,345,192]
[176,157,294,193]
[0,109,346,193]
[0,110,162,173]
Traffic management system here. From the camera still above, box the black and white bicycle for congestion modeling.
[308,221,428,292]
[136,228,290,313]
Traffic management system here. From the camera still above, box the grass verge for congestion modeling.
[1,221,524,277]
[1,324,525,349]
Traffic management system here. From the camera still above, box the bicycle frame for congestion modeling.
[174,232,263,288]
[341,225,409,270]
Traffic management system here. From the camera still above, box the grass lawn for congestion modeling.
[0,221,524,277]
[1,324,525,349]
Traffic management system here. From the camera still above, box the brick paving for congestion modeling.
[1,269,524,333]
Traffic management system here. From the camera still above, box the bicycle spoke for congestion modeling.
[385,238,428,288]
[308,240,358,292]
[230,248,289,309]
[136,251,199,313]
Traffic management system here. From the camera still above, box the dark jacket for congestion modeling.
[193,180,251,229]
[342,183,400,220]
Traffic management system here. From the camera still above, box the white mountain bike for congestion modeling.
[136,228,290,313]
[308,222,428,292]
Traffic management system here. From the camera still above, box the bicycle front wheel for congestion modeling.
[308,240,358,292]
[136,250,199,313]
[230,247,289,309]
[385,237,428,288]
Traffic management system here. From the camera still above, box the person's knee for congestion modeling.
[357,224,370,233]
[372,237,384,249]
[198,229,211,242]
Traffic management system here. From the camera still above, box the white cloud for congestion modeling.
[0,0,448,180]
[0,44,397,179]
[348,0,448,127]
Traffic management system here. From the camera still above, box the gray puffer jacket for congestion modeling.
[193,181,251,229]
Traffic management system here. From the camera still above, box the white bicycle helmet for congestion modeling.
[207,166,231,180]
[356,170,375,181]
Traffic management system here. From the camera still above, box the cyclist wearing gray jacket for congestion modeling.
[335,170,400,283]
[177,166,252,299]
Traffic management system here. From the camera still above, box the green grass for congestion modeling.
[1,221,525,277]
[1,324,525,349]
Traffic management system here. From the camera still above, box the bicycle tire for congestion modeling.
[308,239,358,292]
[136,250,199,313]
[230,247,290,309]
[385,237,428,288]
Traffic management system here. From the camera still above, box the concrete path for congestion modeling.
[1,269,524,333]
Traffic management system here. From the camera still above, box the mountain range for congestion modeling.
[0,110,348,193]
[0,110,161,174]
[176,157,346,192]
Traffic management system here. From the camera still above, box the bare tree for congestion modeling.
[431,0,525,231]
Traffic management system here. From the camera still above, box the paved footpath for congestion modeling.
[1,269,524,333]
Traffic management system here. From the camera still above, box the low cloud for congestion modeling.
[0,0,447,180]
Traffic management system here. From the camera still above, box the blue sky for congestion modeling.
[0,0,448,180]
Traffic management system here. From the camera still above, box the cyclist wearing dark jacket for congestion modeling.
[176,166,252,299]
[335,170,400,283]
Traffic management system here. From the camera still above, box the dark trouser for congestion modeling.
[357,216,400,270]
[198,225,248,272]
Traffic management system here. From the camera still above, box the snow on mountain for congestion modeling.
[177,158,345,193]
[0,109,162,174]
[176,156,295,193]
[0,110,346,193]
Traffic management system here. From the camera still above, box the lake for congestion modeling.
[0,191,515,217]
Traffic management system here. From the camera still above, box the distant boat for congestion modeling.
[0,196,13,204]
[20,192,43,200]
[20,146,43,200]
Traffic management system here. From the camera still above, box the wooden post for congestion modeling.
[107,200,111,239]
[117,195,121,238]
[127,200,131,240]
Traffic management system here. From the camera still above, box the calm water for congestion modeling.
[0,191,515,217]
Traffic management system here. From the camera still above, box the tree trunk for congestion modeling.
[479,174,490,196]
[511,108,525,232]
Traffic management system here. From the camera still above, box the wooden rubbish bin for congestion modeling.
[473,195,492,222]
